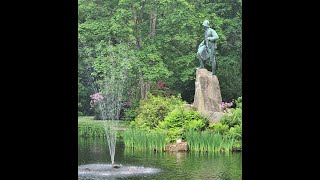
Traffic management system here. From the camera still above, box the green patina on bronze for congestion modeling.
[197,20,219,75]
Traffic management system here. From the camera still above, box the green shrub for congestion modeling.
[132,94,185,129]
[208,122,229,135]
[220,107,242,128]
[186,120,206,131]
[159,107,208,130]
[158,108,184,129]
[225,124,242,151]
[220,96,242,150]
[158,107,208,142]
[234,96,242,109]
[164,127,184,143]
[122,98,140,121]
[206,96,242,151]
[122,107,138,121]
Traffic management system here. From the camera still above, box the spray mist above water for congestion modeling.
[91,76,126,166]
[86,44,136,168]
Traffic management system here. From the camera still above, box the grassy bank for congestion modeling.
[123,128,166,152]
[78,116,129,138]
[78,116,239,153]
[122,128,235,153]
[185,131,234,153]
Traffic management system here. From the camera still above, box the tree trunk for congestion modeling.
[149,9,157,37]
[139,76,150,99]
[133,13,142,49]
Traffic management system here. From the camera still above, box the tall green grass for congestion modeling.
[78,120,106,137]
[123,129,166,152]
[185,130,234,152]
[78,116,129,138]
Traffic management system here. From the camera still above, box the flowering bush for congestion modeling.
[90,92,104,108]
[221,101,233,110]
[150,80,172,97]
[89,92,105,120]
[156,80,168,90]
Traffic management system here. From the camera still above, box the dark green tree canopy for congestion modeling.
[78,0,242,115]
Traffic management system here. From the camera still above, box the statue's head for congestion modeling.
[202,20,210,28]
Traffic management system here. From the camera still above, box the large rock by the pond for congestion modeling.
[193,68,223,123]
[165,141,188,152]
[207,111,225,123]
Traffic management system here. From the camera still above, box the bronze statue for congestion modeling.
[197,20,219,75]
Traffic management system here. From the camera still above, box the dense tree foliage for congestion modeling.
[78,0,242,115]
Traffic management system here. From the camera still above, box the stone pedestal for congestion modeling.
[193,68,223,123]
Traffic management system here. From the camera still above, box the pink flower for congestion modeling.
[90,92,104,107]
[221,101,233,109]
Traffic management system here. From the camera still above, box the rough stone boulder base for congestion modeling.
[208,111,224,123]
[193,68,223,123]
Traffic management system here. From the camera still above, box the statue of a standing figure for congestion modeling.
[197,20,219,75]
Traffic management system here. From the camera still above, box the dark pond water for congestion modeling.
[78,137,242,180]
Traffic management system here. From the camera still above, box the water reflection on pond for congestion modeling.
[78,137,242,180]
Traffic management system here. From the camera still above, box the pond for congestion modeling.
[78,137,242,180]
